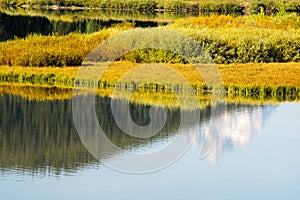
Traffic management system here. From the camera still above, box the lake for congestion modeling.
[0,90,299,199]
[1,7,300,199]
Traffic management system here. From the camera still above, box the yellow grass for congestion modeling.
[1,62,300,87]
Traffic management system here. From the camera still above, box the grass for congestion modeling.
[0,0,245,14]
[1,61,300,100]
[2,14,300,66]
[1,0,300,16]
[0,25,133,66]
[172,13,300,29]
[1,13,300,104]
[168,14,300,63]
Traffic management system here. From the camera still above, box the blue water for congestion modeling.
[0,96,300,199]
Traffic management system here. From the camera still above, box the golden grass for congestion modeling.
[173,14,300,29]
[218,62,300,87]
[1,62,300,87]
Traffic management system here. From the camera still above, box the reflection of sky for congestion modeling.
[110,104,276,163]
[195,104,275,163]
[1,103,300,200]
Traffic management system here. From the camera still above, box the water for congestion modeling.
[0,92,300,199]
[0,8,194,41]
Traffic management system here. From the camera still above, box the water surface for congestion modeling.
[0,8,189,41]
[0,92,299,199]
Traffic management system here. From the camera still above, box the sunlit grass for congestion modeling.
[173,13,300,29]
[1,61,300,101]
[2,62,300,86]
[2,14,300,66]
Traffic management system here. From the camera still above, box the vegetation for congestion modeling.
[2,14,300,66]
[0,25,134,66]
[1,0,300,15]
[0,6,189,23]
[1,83,294,108]
[1,62,300,102]
[169,14,300,64]
[1,7,300,102]
[0,0,245,14]
[250,0,300,15]
[2,0,300,176]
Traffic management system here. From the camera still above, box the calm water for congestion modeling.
[0,93,300,199]
[0,8,194,41]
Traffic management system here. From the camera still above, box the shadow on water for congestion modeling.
[0,11,168,41]
[0,88,276,176]
[0,7,198,41]
[0,6,235,41]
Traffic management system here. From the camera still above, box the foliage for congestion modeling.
[1,62,300,100]
[199,2,244,15]
[0,0,245,14]
[250,0,300,15]
[2,14,300,66]
[0,26,127,66]
[169,14,300,64]
[173,14,300,29]
[0,6,191,23]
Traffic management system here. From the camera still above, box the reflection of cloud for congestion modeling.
[195,104,275,163]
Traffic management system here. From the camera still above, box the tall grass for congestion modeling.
[173,14,300,29]
[0,25,133,66]
[2,14,300,66]
[169,14,300,64]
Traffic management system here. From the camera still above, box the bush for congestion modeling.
[250,0,300,15]
[0,29,114,66]
[200,2,244,15]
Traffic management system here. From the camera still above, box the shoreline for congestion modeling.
[0,1,247,15]
[0,82,295,109]
[1,62,300,103]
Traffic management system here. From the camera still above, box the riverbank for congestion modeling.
[1,62,300,101]
[1,0,246,15]
[1,0,300,15]
[1,14,300,104]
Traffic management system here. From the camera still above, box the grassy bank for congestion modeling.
[1,62,300,101]
[0,83,292,110]
[0,25,133,66]
[0,6,191,23]
[1,14,300,66]
[1,0,300,15]
[1,0,245,14]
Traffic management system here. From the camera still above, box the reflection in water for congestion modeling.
[0,93,275,176]
[196,104,274,163]
[0,10,169,41]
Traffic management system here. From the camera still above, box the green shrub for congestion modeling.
[200,2,244,15]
